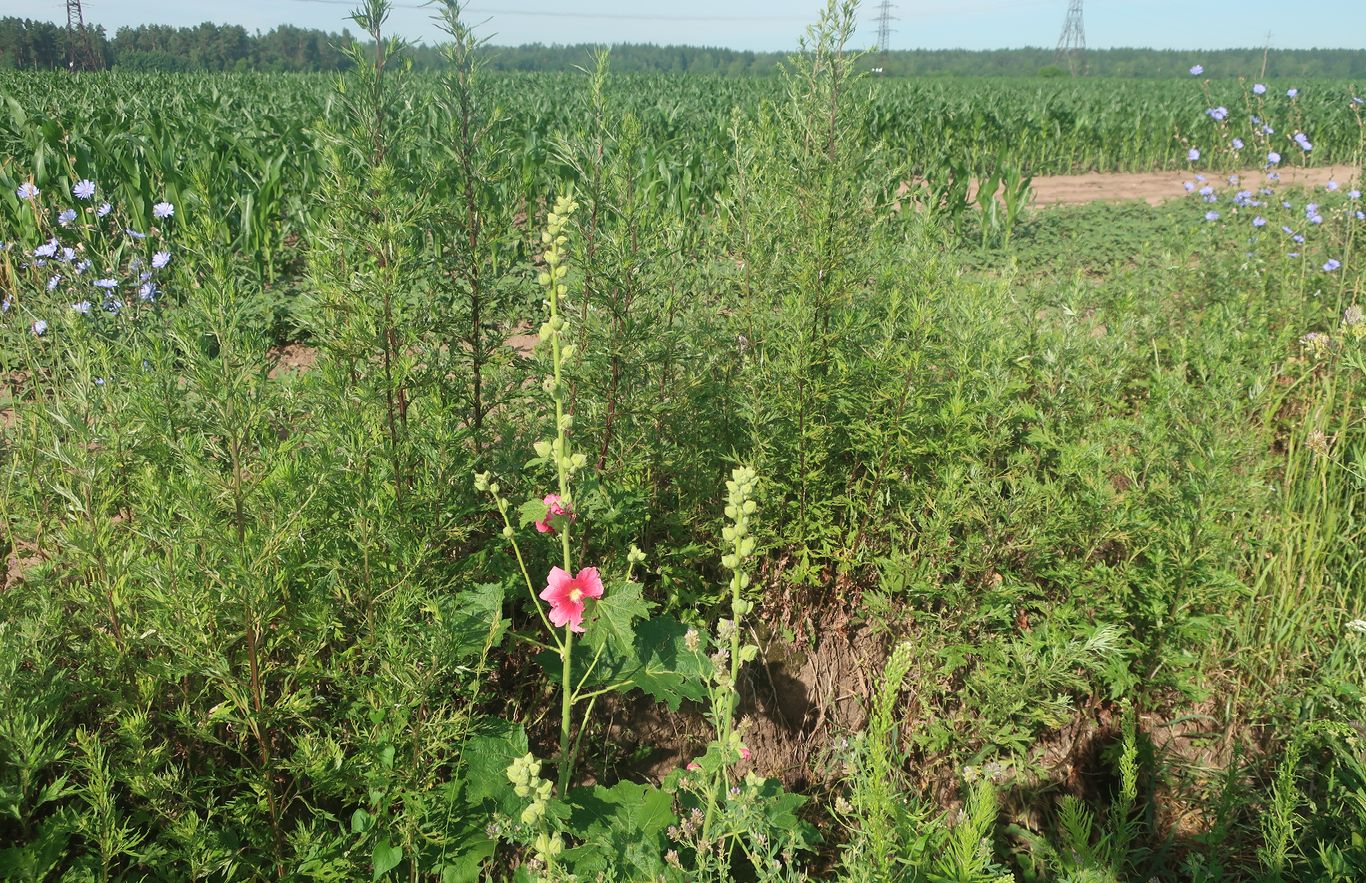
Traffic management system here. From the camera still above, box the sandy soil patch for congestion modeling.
[267,342,319,378]
[1027,164,1360,207]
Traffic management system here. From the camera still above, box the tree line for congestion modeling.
[3,17,1365,78]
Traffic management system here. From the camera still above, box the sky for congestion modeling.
[16,0,1366,52]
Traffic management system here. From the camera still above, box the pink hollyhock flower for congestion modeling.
[540,566,604,632]
[739,747,751,761]
[535,493,573,534]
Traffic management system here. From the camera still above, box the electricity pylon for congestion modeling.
[1055,0,1086,76]
[873,1,895,75]
[65,0,102,71]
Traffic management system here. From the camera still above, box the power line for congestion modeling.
[288,0,809,23]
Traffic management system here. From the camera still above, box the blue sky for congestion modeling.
[24,0,1366,51]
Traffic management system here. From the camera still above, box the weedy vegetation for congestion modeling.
[1,0,1365,880]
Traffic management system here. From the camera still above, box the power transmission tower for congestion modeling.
[65,0,102,71]
[873,1,896,75]
[1054,0,1086,76]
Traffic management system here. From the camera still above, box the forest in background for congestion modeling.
[3,16,1366,77]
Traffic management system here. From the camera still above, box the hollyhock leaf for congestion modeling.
[462,720,528,813]
[623,618,711,710]
[518,498,549,528]
[563,781,676,879]
[568,781,675,840]
[435,842,495,883]
[583,580,649,655]
[540,612,707,710]
[749,778,818,847]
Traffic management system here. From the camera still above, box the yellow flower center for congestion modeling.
[569,588,583,603]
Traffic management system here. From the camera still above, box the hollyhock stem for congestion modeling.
[558,629,574,793]
[701,467,758,849]
[544,196,579,793]
[488,487,560,646]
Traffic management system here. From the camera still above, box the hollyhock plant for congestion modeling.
[540,566,604,633]
[536,493,573,534]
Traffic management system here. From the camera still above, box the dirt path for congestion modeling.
[1028,164,1360,207]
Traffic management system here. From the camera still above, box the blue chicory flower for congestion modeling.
[73,179,95,200]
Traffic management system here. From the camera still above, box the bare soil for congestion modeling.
[266,342,320,378]
[1026,163,1360,207]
